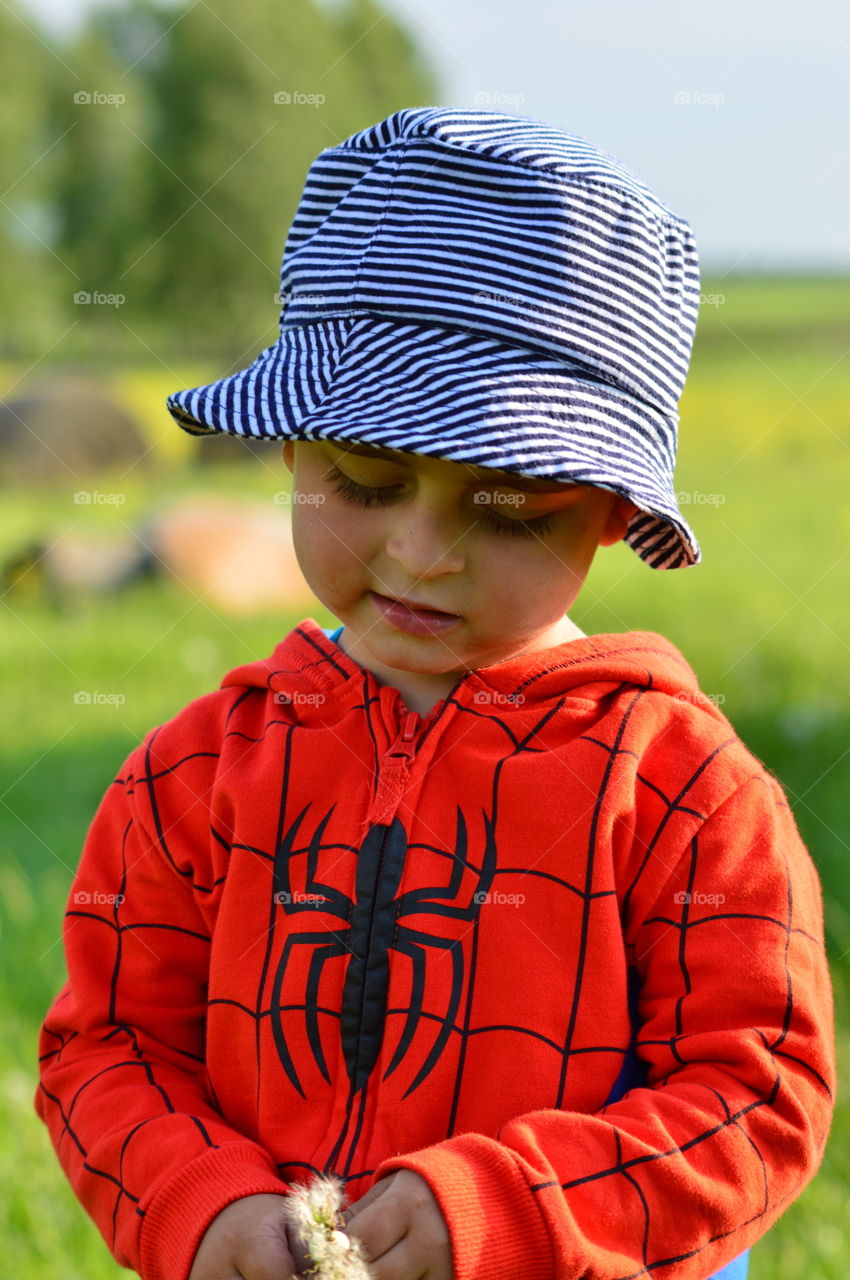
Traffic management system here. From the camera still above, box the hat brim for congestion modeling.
[166,315,700,570]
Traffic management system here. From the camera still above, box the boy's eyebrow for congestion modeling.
[331,443,573,494]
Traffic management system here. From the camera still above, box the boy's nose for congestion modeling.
[384,503,466,579]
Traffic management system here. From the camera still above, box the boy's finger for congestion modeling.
[356,1235,427,1280]
[247,1247,298,1279]
[283,1220,313,1275]
[344,1191,408,1264]
[236,1212,300,1280]
[343,1173,398,1224]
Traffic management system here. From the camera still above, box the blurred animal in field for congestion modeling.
[2,533,152,608]
[0,374,152,483]
[0,372,314,613]
[1,495,314,616]
[137,496,313,614]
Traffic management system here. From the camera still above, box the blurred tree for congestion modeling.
[131,0,440,361]
[0,2,67,360]
[332,0,437,116]
[44,4,155,363]
[18,0,439,366]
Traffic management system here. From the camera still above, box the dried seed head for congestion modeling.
[282,1174,373,1280]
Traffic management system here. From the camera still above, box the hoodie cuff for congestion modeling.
[138,1141,291,1280]
[373,1133,555,1280]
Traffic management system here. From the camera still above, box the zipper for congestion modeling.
[394,710,419,753]
[363,707,421,827]
[363,673,470,829]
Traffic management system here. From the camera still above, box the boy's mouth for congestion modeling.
[369,591,462,636]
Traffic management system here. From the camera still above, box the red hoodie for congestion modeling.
[35,619,835,1280]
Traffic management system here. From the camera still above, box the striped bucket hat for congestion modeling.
[166,106,702,569]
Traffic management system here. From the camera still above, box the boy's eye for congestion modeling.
[326,465,401,507]
[324,464,556,540]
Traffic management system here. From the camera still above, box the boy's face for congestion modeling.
[281,439,636,698]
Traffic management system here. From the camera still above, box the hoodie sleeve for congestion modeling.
[371,773,836,1280]
[34,731,291,1280]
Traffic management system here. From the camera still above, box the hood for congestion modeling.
[220,617,724,728]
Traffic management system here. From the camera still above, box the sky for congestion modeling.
[20,0,850,272]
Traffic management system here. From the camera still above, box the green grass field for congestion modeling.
[1,274,848,1277]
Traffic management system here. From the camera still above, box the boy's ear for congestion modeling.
[281,440,295,473]
[598,496,639,547]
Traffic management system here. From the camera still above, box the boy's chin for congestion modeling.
[361,632,470,674]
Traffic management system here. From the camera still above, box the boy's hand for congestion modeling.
[342,1169,453,1280]
[188,1193,296,1280]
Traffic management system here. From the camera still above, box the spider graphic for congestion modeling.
[270,803,497,1100]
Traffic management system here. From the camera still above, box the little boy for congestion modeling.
[36,108,835,1280]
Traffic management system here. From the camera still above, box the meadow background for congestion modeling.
[2,278,848,1280]
[1,0,848,1275]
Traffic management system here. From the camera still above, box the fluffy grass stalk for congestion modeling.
[282,1174,374,1280]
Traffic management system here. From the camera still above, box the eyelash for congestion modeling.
[325,465,556,540]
